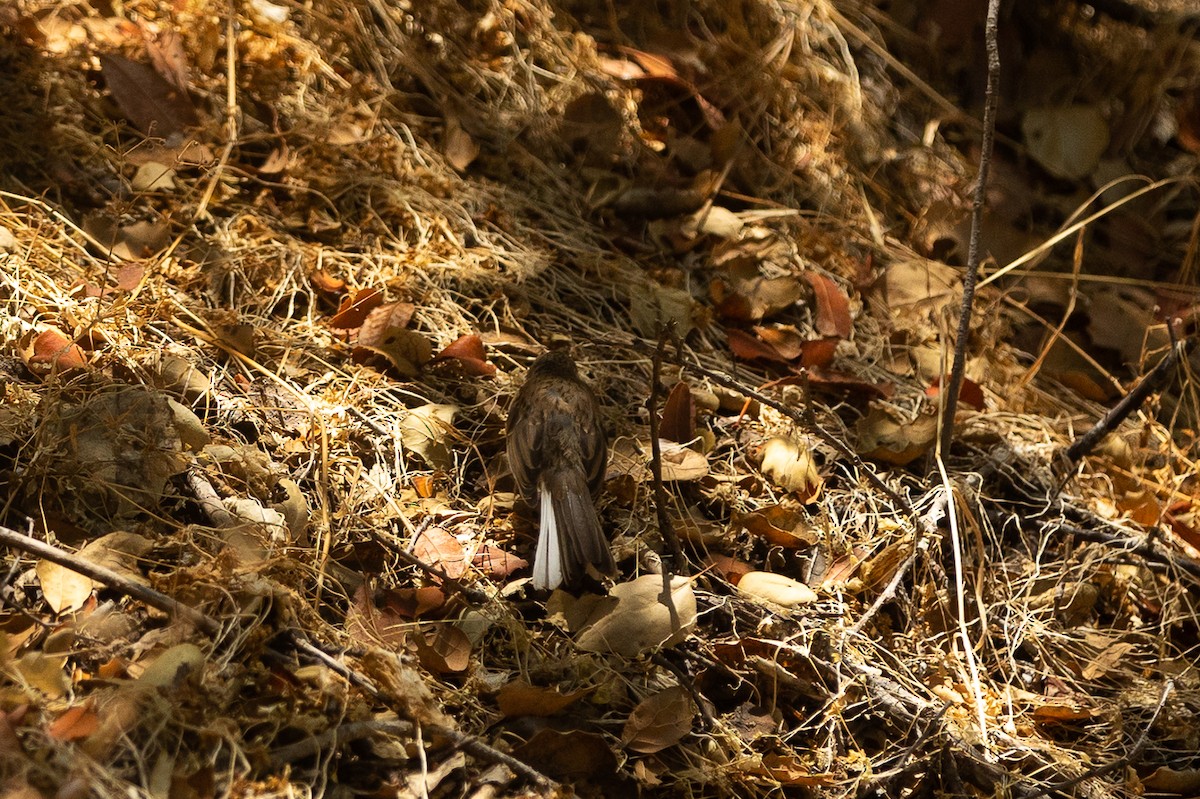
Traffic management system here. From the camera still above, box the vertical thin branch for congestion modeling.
[646,330,689,576]
[939,0,1001,457]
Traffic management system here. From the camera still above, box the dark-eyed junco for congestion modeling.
[506,349,614,590]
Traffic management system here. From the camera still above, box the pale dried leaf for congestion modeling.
[576,575,697,657]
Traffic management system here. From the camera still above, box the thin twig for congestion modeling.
[646,329,689,576]
[1027,679,1174,798]
[0,522,223,637]
[672,352,918,524]
[271,719,415,764]
[290,637,555,787]
[386,521,494,606]
[1066,340,1187,463]
[938,0,1001,458]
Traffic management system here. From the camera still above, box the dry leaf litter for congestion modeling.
[1,0,1200,797]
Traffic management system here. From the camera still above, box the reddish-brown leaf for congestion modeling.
[411,526,467,579]
[472,544,528,579]
[660,381,696,443]
[431,334,496,376]
[26,328,88,375]
[925,376,986,411]
[378,586,446,619]
[47,704,99,742]
[726,328,788,364]
[804,271,853,338]
[799,337,839,369]
[703,553,753,584]
[329,288,386,331]
[311,270,345,297]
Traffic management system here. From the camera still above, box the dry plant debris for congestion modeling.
[1,0,1200,797]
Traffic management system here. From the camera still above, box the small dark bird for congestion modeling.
[506,349,614,590]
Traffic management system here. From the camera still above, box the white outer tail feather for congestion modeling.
[532,479,562,590]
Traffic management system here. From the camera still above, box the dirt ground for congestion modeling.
[2,1,1200,797]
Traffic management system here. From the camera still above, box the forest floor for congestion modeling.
[2,1,1200,797]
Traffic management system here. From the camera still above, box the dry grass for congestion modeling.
[1,0,1199,797]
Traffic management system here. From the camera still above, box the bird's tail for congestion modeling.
[533,469,614,590]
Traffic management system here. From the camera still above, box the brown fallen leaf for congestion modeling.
[430,333,496,376]
[727,328,791,365]
[352,328,432,378]
[24,328,88,376]
[496,680,589,718]
[855,405,938,465]
[471,544,528,579]
[411,526,467,580]
[329,288,387,331]
[660,381,696,444]
[415,625,471,675]
[804,271,852,338]
[735,505,818,549]
[712,275,803,322]
[100,53,197,136]
[621,685,694,754]
[512,728,618,782]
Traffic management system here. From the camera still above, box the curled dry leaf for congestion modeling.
[758,437,822,501]
[735,505,817,549]
[430,333,496,376]
[496,680,589,718]
[167,399,209,451]
[443,115,479,171]
[576,575,697,657]
[621,685,695,753]
[803,271,853,338]
[712,275,804,322]
[855,405,938,466]
[328,287,385,330]
[352,328,432,378]
[24,328,88,376]
[736,571,818,608]
[660,381,696,444]
[399,403,458,470]
[156,355,211,401]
